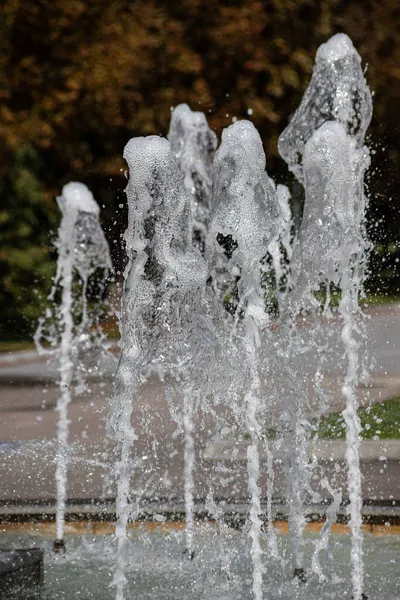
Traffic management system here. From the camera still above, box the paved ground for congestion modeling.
[0,303,399,514]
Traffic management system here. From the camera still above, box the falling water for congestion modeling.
[306,121,369,598]
[279,33,372,599]
[103,31,374,600]
[109,136,209,599]
[35,182,111,547]
[168,104,219,559]
[208,120,283,599]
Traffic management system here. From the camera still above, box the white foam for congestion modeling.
[316,33,359,63]
[210,119,280,264]
[58,181,100,215]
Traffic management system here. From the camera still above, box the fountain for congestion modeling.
[3,32,399,600]
[34,182,112,550]
[106,32,376,600]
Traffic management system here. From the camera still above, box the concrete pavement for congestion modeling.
[0,303,399,516]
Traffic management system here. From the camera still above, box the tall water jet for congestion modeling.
[109,136,209,599]
[34,182,111,550]
[168,103,218,253]
[208,120,283,600]
[279,32,372,600]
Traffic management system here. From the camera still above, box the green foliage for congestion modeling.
[317,397,400,440]
[0,146,57,338]
[0,340,35,353]
[0,0,399,338]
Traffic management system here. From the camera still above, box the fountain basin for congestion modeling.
[0,521,398,599]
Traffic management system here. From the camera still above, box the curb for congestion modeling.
[203,439,400,462]
[0,500,399,523]
[1,520,400,536]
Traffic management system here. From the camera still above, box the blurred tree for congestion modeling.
[0,0,399,336]
[0,146,57,338]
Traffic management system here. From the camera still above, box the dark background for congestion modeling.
[1,0,399,339]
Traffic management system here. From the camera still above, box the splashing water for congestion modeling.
[207,120,282,315]
[35,182,111,546]
[288,121,370,313]
[279,33,372,600]
[101,32,373,600]
[301,121,369,599]
[207,120,283,600]
[108,136,211,599]
[278,33,372,183]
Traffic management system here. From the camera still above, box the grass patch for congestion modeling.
[317,397,400,440]
[310,288,400,311]
[362,293,400,307]
[0,340,36,354]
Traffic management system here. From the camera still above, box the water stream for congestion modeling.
[35,182,111,547]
